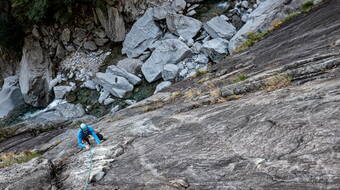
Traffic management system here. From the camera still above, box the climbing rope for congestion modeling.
[83,147,94,190]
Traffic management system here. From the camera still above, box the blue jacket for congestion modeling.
[77,126,101,148]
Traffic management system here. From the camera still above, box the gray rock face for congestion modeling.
[84,41,98,51]
[116,58,143,74]
[122,9,162,58]
[0,76,25,119]
[19,36,52,107]
[96,6,126,42]
[162,64,179,81]
[60,28,71,44]
[94,72,134,98]
[0,158,54,190]
[152,6,173,20]
[171,0,186,12]
[1,2,340,190]
[53,85,73,99]
[204,16,236,40]
[142,39,192,82]
[202,38,229,62]
[166,13,202,41]
[107,65,142,85]
[154,81,172,94]
[228,0,309,52]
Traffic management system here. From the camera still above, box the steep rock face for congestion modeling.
[1,1,340,190]
[19,36,52,107]
[96,6,126,42]
[0,76,25,119]
[228,0,318,52]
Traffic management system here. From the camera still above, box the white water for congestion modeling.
[20,99,67,120]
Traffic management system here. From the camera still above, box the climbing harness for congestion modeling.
[83,147,94,190]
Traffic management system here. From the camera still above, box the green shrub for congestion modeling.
[232,74,248,83]
[301,1,314,12]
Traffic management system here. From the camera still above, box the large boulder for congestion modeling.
[19,37,52,107]
[94,72,134,98]
[203,16,236,40]
[201,38,229,62]
[53,85,73,99]
[107,65,142,85]
[166,13,202,41]
[0,76,25,119]
[122,9,162,58]
[96,6,126,42]
[228,0,309,52]
[142,39,192,83]
[116,58,143,74]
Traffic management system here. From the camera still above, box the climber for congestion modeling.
[77,123,104,150]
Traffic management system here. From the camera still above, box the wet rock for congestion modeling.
[204,16,236,40]
[19,36,52,107]
[122,9,162,58]
[96,6,126,42]
[0,76,25,119]
[142,39,192,82]
[162,64,179,81]
[116,58,143,74]
[166,13,202,41]
[154,81,172,94]
[201,38,229,62]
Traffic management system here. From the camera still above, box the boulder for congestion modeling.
[162,64,179,81]
[94,38,109,46]
[60,28,71,44]
[152,6,173,20]
[203,16,237,40]
[96,6,126,42]
[194,54,209,64]
[84,41,98,51]
[154,81,172,94]
[19,36,52,107]
[166,13,202,41]
[142,39,192,83]
[107,65,141,85]
[201,38,229,62]
[56,43,66,59]
[94,72,134,98]
[116,58,143,74]
[53,86,73,99]
[171,0,186,12]
[82,80,97,90]
[228,0,309,52]
[0,76,25,119]
[122,9,162,58]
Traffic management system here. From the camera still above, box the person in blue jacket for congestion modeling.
[78,123,104,149]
